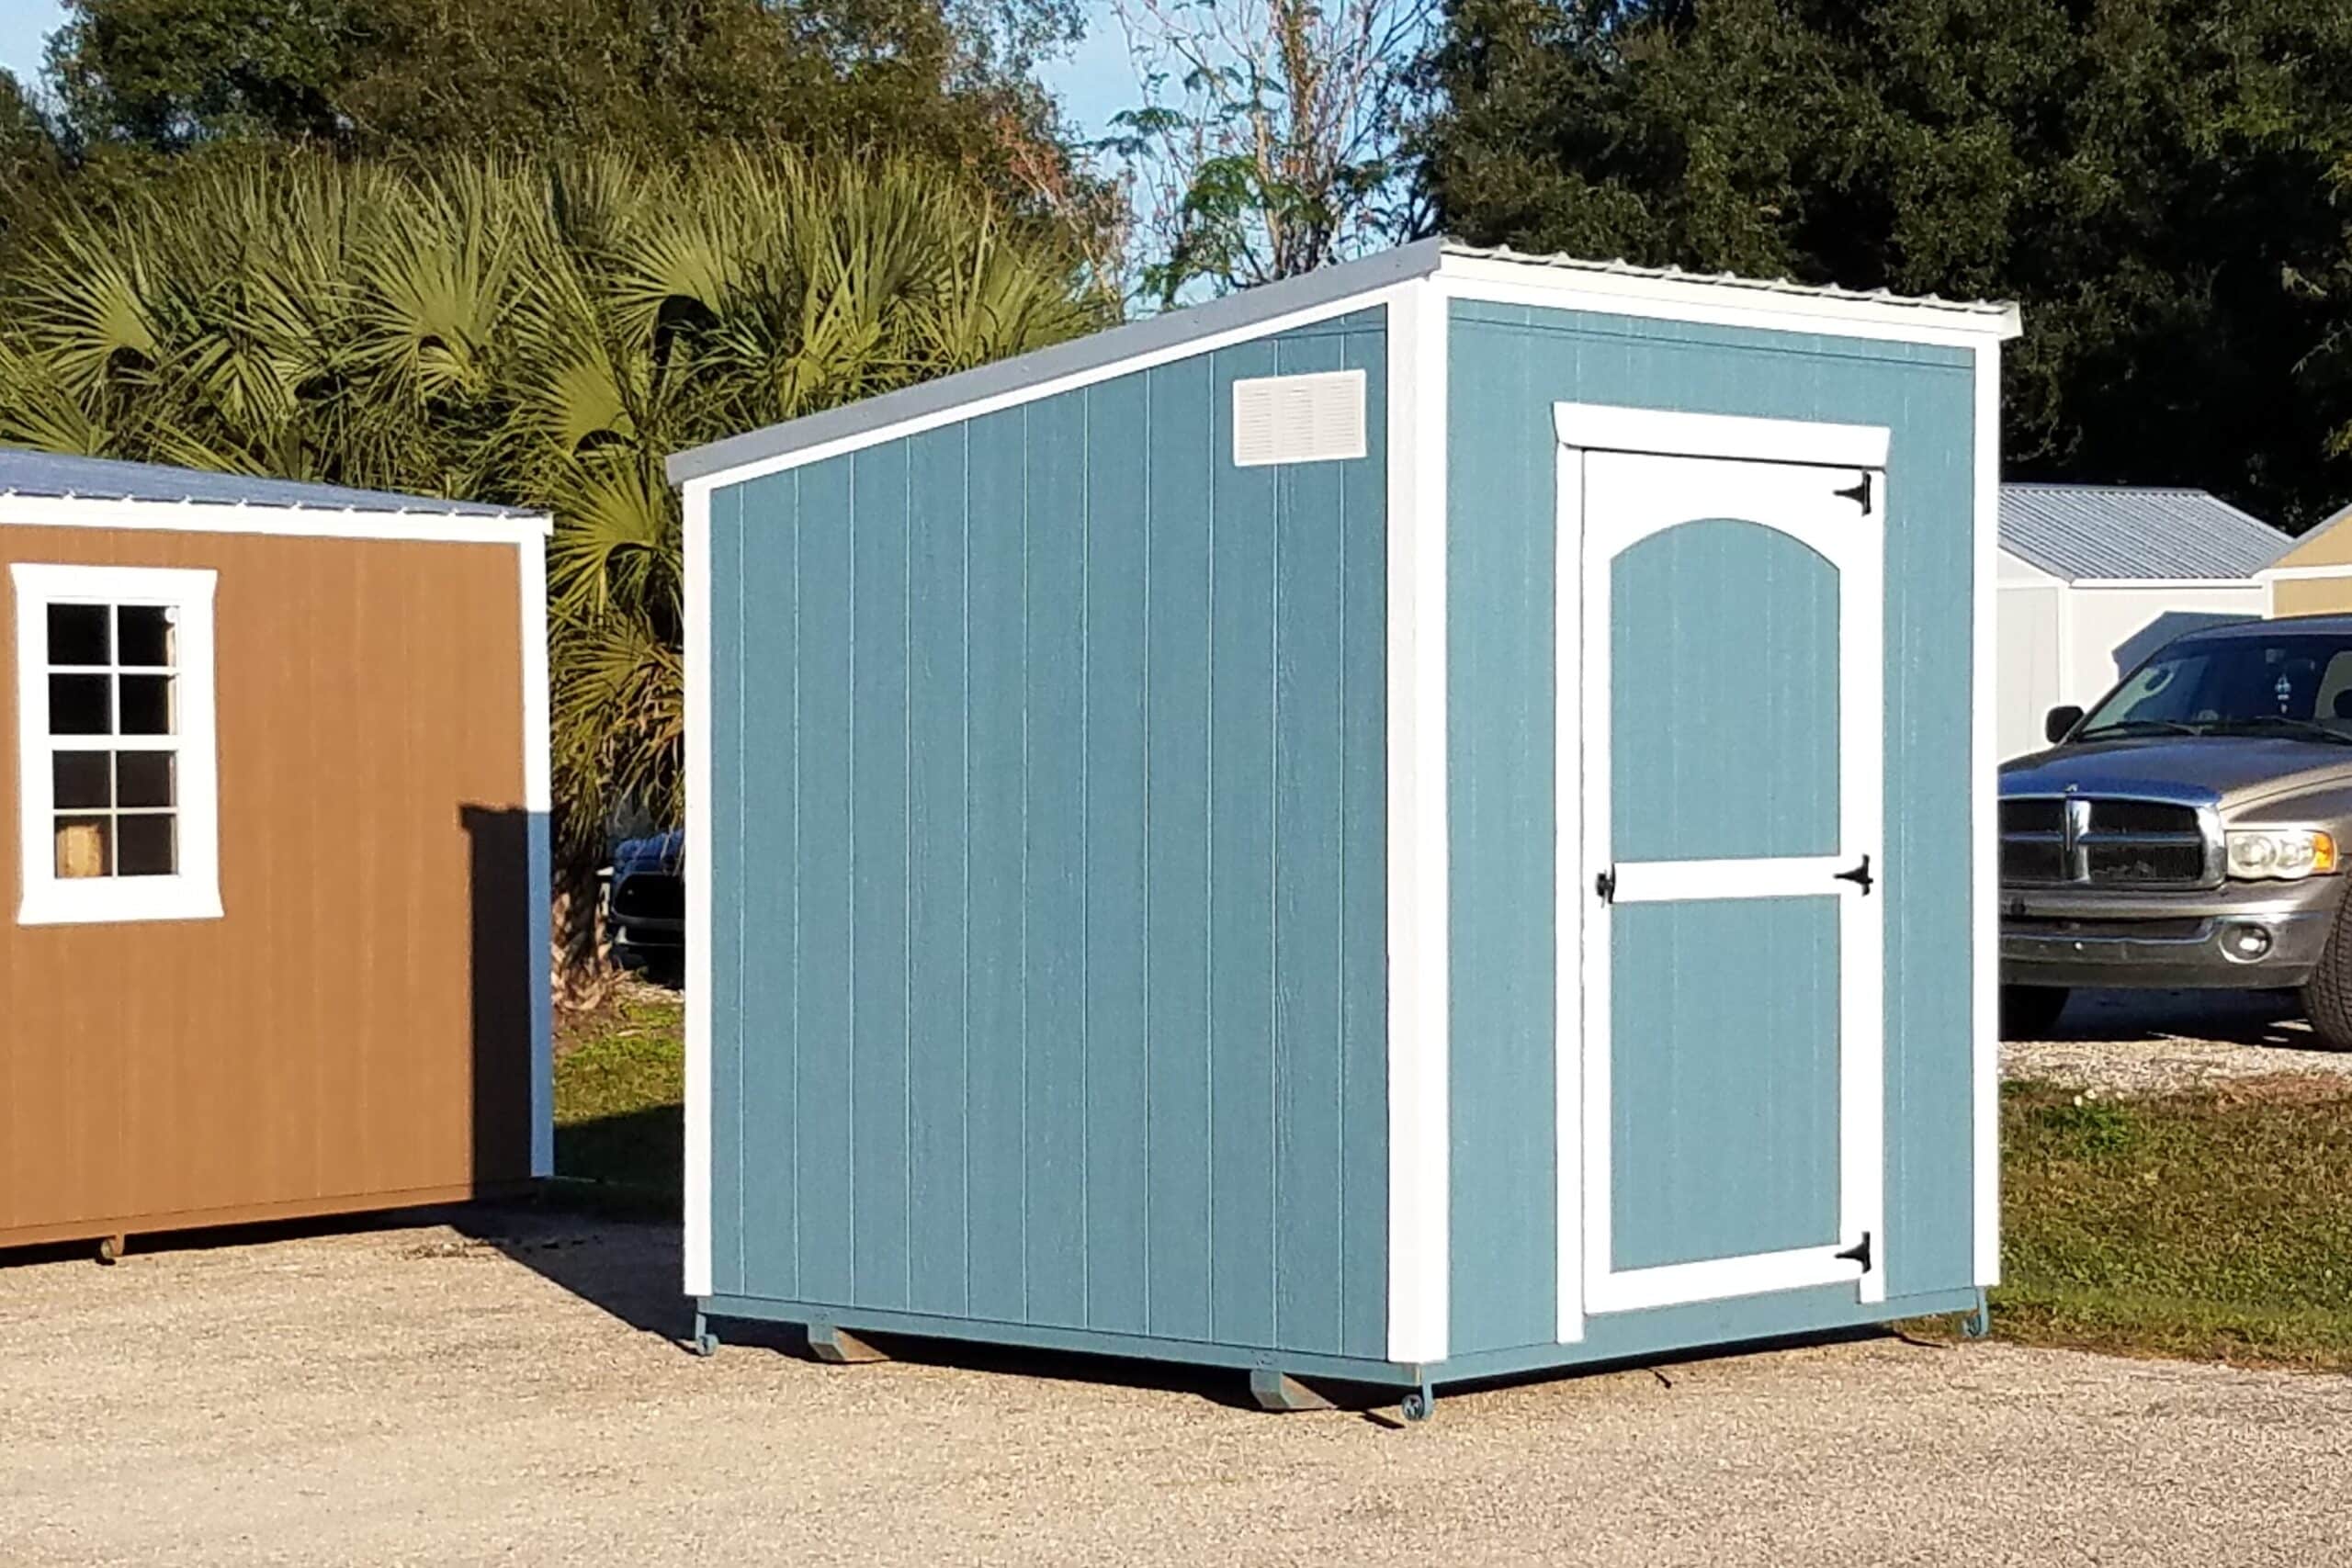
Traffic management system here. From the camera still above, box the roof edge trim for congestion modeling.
[0,491,553,542]
[667,238,1445,488]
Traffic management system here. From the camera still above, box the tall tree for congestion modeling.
[1103,0,1436,304]
[1423,0,2352,529]
[43,0,1091,220]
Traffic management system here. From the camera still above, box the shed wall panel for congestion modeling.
[0,526,531,1244]
[709,311,1390,1359]
[1446,301,1981,1355]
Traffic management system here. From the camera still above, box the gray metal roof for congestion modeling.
[0,448,537,519]
[667,237,2020,487]
[1998,483,2287,581]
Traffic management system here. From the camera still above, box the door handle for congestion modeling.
[1833,854,1874,895]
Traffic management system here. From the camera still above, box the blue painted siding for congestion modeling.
[1447,299,1980,1353]
[1611,521,1839,862]
[1610,897,1840,1270]
[708,311,1389,1360]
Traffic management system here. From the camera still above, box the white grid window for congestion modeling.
[13,564,220,925]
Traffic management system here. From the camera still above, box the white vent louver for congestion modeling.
[1231,369,1368,468]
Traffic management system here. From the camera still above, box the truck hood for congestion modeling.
[2002,737,2352,810]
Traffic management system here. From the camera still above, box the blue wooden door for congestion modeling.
[1572,445,1885,1318]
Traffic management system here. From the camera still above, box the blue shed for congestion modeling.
[665,240,2020,1416]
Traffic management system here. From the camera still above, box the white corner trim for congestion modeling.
[1972,343,2002,1288]
[1385,278,1450,1365]
[517,534,554,1179]
[1553,403,1891,470]
[12,562,223,926]
[682,479,715,1299]
[1553,441,1587,1345]
[1,493,549,545]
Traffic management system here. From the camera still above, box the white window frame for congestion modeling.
[12,562,223,926]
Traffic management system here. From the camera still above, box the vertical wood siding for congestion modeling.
[1447,301,1979,1354]
[710,312,1389,1359]
[0,528,531,1245]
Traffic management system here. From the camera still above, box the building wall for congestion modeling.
[1,525,532,1246]
[1998,579,2064,758]
[2270,576,2352,618]
[2063,583,2261,705]
[706,310,1391,1360]
[2269,514,2352,571]
[1445,299,1981,1357]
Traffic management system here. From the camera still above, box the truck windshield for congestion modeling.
[2075,634,2352,743]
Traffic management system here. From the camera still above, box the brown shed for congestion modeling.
[1,451,550,1254]
[2263,501,2352,617]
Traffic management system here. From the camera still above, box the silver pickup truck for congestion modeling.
[2000,615,2352,1047]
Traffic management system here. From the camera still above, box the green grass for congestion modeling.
[545,995,2352,1371]
[552,987,684,1204]
[1984,1077,2352,1371]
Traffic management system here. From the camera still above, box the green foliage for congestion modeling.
[555,986,684,1198]
[0,150,1108,874]
[41,0,1091,217]
[1421,0,2352,528]
[1990,1078,2352,1370]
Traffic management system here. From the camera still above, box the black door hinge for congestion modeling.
[1595,868,1617,905]
[1837,1232,1873,1272]
[1835,472,1873,513]
[1833,853,1874,895]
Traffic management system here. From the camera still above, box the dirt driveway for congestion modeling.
[5,1213,2350,1567]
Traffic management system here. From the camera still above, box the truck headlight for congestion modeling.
[2225,829,2338,880]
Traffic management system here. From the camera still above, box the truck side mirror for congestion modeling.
[2045,705,2085,745]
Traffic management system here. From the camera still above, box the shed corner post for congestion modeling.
[1971,334,2006,1290]
[519,518,555,1180]
[682,474,717,1301]
[1383,274,1453,1366]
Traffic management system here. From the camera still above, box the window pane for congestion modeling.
[54,816,111,878]
[53,750,112,808]
[116,813,176,876]
[46,603,109,666]
[116,751,175,807]
[118,674,175,735]
[49,673,111,734]
[117,604,175,667]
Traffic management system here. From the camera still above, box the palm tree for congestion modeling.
[0,148,1109,976]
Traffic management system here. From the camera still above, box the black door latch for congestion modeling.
[1835,471,1873,513]
[1833,854,1874,895]
[1595,868,1617,905]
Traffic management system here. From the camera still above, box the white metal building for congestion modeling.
[1997,484,2283,758]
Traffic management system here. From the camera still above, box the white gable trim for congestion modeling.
[0,493,549,544]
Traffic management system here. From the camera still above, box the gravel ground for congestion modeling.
[6,1213,2352,1567]
[2004,987,2352,1096]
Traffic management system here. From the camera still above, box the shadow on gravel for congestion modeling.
[2041,987,2317,1049]
[452,1199,692,1340]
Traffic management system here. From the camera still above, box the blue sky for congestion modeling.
[0,0,62,80]
[0,0,1138,139]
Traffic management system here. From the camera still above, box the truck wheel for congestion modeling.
[1998,985,2070,1040]
[2297,905,2352,1052]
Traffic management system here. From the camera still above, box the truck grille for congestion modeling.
[1999,796,2213,888]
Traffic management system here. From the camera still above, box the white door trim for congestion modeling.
[1556,421,1888,1340]
[1553,402,1891,471]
